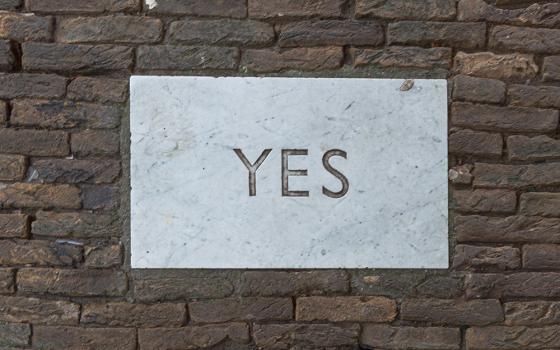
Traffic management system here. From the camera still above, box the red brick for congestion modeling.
[0,296,79,325]
[451,189,516,214]
[0,155,26,181]
[401,299,503,325]
[505,301,560,326]
[81,302,186,327]
[388,21,486,49]
[352,46,451,69]
[473,162,560,189]
[139,324,250,349]
[466,326,560,349]
[454,51,538,80]
[168,19,274,46]
[296,296,396,322]
[243,47,342,73]
[449,129,502,157]
[453,245,520,270]
[360,325,460,350]
[466,273,560,298]
[33,326,136,350]
[356,0,456,20]
[249,0,343,18]
[189,297,293,323]
[0,183,80,209]
[279,20,383,47]
[520,192,560,217]
[523,244,560,269]
[453,75,505,104]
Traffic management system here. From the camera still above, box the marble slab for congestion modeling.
[130,76,448,268]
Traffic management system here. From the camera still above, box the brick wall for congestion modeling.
[0,0,559,348]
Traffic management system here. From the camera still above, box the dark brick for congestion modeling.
[296,296,396,322]
[0,13,52,41]
[388,21,485,49]
[139,324,250,349]
[449,164,473,185]
[253,323,359,349]
[189,297,293,323]
[0,268,14,293]
[31,159,120,184]
[279,20,383,47]
[147,0,246,18]
[82,185,119,210]
[505,301,560,326]
[356,0,456,20]
[0,240,82,266]
[0,155,26,181]
[68,77,128,103]
[466,273,560,298]
[453,245,520,270]
[32,211,120,238]
[81,302,186,327]
[508,135,560,161]
[0,0,20,10]
[0,40,14,71]
[72,130,120,157]
[243,47,342,73]
[0,100,6,125]
[453,75,505,104]
[360,325,460,350]
[401,298,503,325]
[85,243,122,267]
[23,42,133,73]
[523,244,560,269]
[33,326,136,350]
[454,51,538,80]
[0,128,69,156]
[352,46,451,69]
[0,214,28,238]
[491,26,560,54]
[27,0,139,13]
[415,275,465,299]
[466,326,560,349]
[520,192,560,217]
[168,19,273,46]
[249,0,343,18]
[451,102,559,133]
[0,73,66,99]
[451,189,516,214]
[240,270,348,296]
[458,0,560,28]
[0,323,30,347]
[449,129,502,157]
[0,296,79,325]
[137,45,238,71]
[544,56,560,82]
[473,162,560,189]
[0,184,80,209]
[508,84,560,109]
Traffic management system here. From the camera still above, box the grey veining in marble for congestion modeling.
[130,76,448,268]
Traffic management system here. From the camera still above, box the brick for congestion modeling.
[360,325,461,350]
[543,56,560,82]
[139,324,249,349]
[0,73,66,99]
[449,129,502,157]
[249,0,343,18]
[68,77,128,103]
[0,296,79,325]
[27,0,139,13]
[0,40,14,71]
[455,215,560,243]
[0,129,69,156]
[33,326,136,350]
[0,100,6,124]
[520,192,560,217]
[23,43,133,73]
[449,164,473,185]
[401,299,503,326]
[523,244,560,269]
[0,13,52,41]
[451,102,559,133]
[0,240,82,266]
[453,245,520,270]
[505,301,560,326]
[453,75,505,104]
[17,268,127,296]
[242,47,342,73]
[82,302,185,327]
[491,26,560,54]
[454,51,538,80]
[414,275,464,299]
[352,46,451,69]
[31,159,120,184]
[71,130,120,158]
[0,0,20,10]
[458,0,560,28]
[508,135,560,161]
[279,20,383,47]
[58,16,162,44]
[451,189,516,214]
[239,270,348,296]
[137,45,238,71]
[296,296,396,322]
[253,324,359,349]
[474,162,560,189]
[388,21,485,49]
[0,155,26,181]
[466,326,560,349]
[132,269,235,301]
[466,273,560,298]
[12,99,121,129]
[32,211,120,238]
[0,268,14,293]
[0,184,80,209]
[508,84,560,109]
[85,244,121,268]
[147,0,245,18]
[0,323,30,347]
[189,297,292,323]
[356,0,456,20]
[82,185,119,210]
[168,19,273,46]
[0,214,27,238]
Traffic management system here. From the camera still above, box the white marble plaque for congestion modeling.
[130,76,448,269]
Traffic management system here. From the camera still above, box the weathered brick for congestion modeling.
[414,275,464,299]
[543,56,560,82]
[17,268,127,296]
[0,100,6,125]
[505,301,560,326]
[68,77,128,103]
[0,240,82,266]
[58,16,162,44]
[240,270,348,296]
[523,244,560,269]
[0,40,14,71]
[520,192,560,217]
[466,273,560,298]
[508,84,560,109]
[0,323,30,347]
[0,13,52,41]
[0,184,80,209]
[360,325,461,350]
[189,297,292,323]
[449,164,473,185]
[0,268,14,293]
[168,19,273,46]
[242,47,342,73]
[508,135,560,161]
[279,20,383,47]
[82,185,119,210]
[32,211,120,238]
[31,159,120,184]
[296,296,396,322]
[12,99,121,129]
[356,0,456,20]
[0,129,68,156]
[0,73,66,99]
[85,243,122,267]
[0,155,26,181]
[466,326,560,349]
[0,296,79,325]
[81,302,185,327]
[0,214,27,238]
[249,0,343,18]
[449,129,502,157]
[473,162,560,189]
[454,51,538,80]
[23,43,133,73]
[253,324,359,349]
[401,299,503,325]
[71,130,120,158]
[453,245,520,270]
[139,324,250,349]
[458,0,560,28]
[388,21,485,49]
[0,0,20,10]
[147,0,246,18]
[27,0,139,13]
[451,102,559,133]
[352,46,451,69]
[453,75,505,104]
[451,189,516,214]
[137,45,238,71]
[33,326,136,350]
[491,26,560,54]
[456,215,560,243]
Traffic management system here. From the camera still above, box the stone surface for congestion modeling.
[131,77,448,268]
[0,268,14,293]
[451,189,516,214]
[454,51,538,80]
[0,129,69,156]
[449,129,502,157]
[279,20,384,47]
[520,192,560,217]
[27,0,138,13]
[71,130,120,157]
[466,273,560,298]
[449,164,473,185]
[0,13,52,41]
[249,0,344,18]
[138,324,250,349]
[147,0,246,17]
[81,185,119,210]
[491,26,560,54]
[508,84,560,109]
[0,296,79,325]
[30,159,120,184]
[508,135,560,161]
[523,244,560,269]
[81,302,186,327]
[67,77,128,103]
[458,0,560,27]
[57,16,162,43]
[296,296,396,322]
[189,297,293,323]
[352,46,451,69]
[401,299,503,325]
[0,73,66,99]
[0,214,28,238]
[0,323,30,347]
[85,244,122,267]
[33,326,136,350]
[505,301,560,326]
[360,325,461,350]
[0,240,82,266]
[253,324,359,349]
[137,46,238,71]
[356,0,456,20]
[0,39,14,71]
[473,162,560,189]
[242,47,342,72]
[453,245,520,270]
[240,270,348,296]
[0,184,80,209]
[32,211,119,238]
[466,326,560,349]
[453,75,506,104]
[388,21,486,49]
[543,56,560,82]
[168,19,273,46]
[0,154,26,181]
